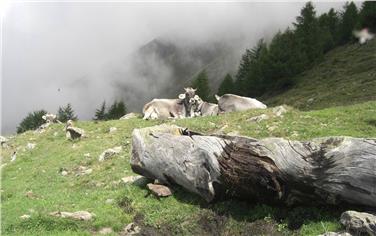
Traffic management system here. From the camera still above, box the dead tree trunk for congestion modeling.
[131,124,376,207]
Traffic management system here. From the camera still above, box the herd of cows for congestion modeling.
[142,87,267,120]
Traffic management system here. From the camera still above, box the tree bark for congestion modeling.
[130,124,376,208]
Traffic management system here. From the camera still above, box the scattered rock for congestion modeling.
[61,171,68,176]
[227,131,240,136]
[307,98,315,103]
[65,120,85,140]
[10,151,17,162]
[247,114,269,122]
[123,223,141,235]
[98,146,122,162]
[20,214,31,220]
[0,136,8,147]
[53,132,58,137]
[272,105,287,117]
[75,166,93,176]
[209,122,216,127]
[42,113,58,123]
[105,199,114,204]
[109,127,117,133]
[84,153,91,157]
[121,175,143,184]
[27,143,36,150]
[98,227,113,234]
[50,211,94,221]
[340,210,376,235]
[146,183,173,197]
[120,113,139,120]
[319,232,351,236]
[25,190,37,199]
[267,126,277,132]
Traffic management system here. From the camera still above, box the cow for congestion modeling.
[142,88,197,120]
[192,95,219,117]
[215,94,267,113]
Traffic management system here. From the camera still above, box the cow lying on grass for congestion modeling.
[142,88,196,120]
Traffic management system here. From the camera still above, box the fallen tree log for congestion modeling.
[130,124,376,207]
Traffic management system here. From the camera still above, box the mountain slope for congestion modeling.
[264,38,376,110]
[2,101,376,235]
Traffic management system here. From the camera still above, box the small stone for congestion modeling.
[120,113,139,120]
[147,183,173,197]
[84,153,91,157]
[123,223,140,235]
[247,114,269,122]
[121,175,143,184]
[272,105,287,117]
[53,132,58,136]
[99,227,113,234]
[25,191,35,199]
[319,232,351,236]
[307,98,314,103]
[105,199,114,204]
[27,143,36,150]
[20,214,31,220]
[10,152,17,162]
[50,211,94,221]
[61,170,68,176]
[109,127,117,133]
[340,210,376,235]
[98,146,122,162]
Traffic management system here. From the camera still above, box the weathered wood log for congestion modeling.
[130,124,376,207]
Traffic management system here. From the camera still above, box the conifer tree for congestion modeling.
[57,103,78,122]
[218,74,235,96]
[359,1,376,32]
[191,70,210,101]
[94,101,107,121]
[338,2,359,44]
[107,101,127,120]
[17,110,47,133]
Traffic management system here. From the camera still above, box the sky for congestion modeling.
[1,1,346,134]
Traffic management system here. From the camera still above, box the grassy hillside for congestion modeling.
[265,39,376,110]
[2,101,376,235]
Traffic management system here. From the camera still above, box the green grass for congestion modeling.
[2,101,376,235]
[264,39,376,110]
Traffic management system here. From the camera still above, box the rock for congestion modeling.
[25,191,36,199]
[340,210,376,235]
[307,98,315,103]
[247,114,269,122]
[75,166,93,176]
[146,183,173,197]
[65,120,85,140]
[27,143,36,150]
[109,127,117,133]
[120,113,139,120]
[53,132,58,136]
[42,113,57,123]
[98,146,122,162]
[98,227,113,234]
[105,199,114,204]
[20,214,31,220]
[319,232,351,236]
[121,175,143,184]
[227,131,240,136]
[10,151,17,162]
[60,169,69,176]
[50,211,94,221]
[123,223,140,235]
[84,153,91,157]
[0,136,8,147]
[272,105,287,117]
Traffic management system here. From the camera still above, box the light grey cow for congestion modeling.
[192,95,219,117]
[143,88,196,120]
[215,94,267,113]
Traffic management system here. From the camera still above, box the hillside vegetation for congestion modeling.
[265,38,376,110]
[2,101,376,236]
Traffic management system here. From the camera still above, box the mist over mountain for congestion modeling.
[112,37,241,111]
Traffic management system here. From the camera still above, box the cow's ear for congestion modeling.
[178,94,186,99]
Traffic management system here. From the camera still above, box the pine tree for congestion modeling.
[218,74,235,96]
[359,1,376,32]
[17,110,47,133]
[107,101,127,120]
[94,101,107,121]
[318,9,339,52]
[338,2,359,44]
[294,2,323,63]
[57,103,78,122]
[191,70,210,101]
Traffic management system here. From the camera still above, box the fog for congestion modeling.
[1,2,345,134]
